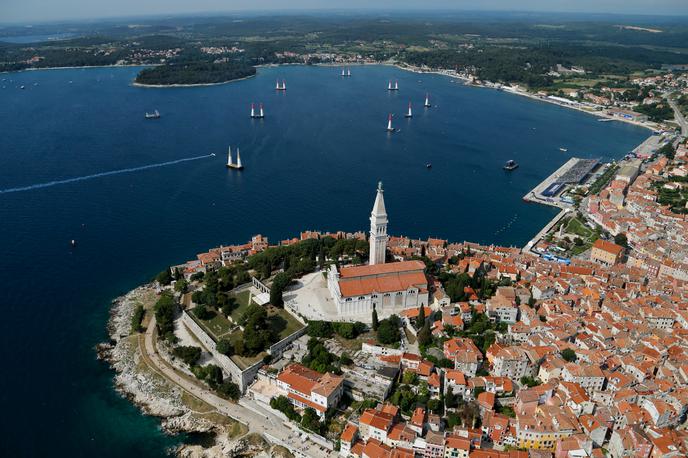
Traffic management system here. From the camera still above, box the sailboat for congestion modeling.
[394,81,399,91]
[387,81,393,91]
[145,109,160,119]
[341,68,346,76]
[424,93,431,108]
[226,146,244,170]
[275,79,286,91]
[346,67,351,77]
[251,102,264,119]
[386,114,395,132]
[405,102,413,118]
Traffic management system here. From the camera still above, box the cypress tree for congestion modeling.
[372,306,379,331]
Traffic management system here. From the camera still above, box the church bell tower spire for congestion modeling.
[369,181,388,265]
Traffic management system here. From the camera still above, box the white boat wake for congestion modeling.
[0,153,215,194]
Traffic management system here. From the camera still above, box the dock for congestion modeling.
[523,157,595,209]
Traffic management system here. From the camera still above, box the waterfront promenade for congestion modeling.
[141,316,335,458]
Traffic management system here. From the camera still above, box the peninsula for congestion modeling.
[133,60,256,87]
[103,136,688,457]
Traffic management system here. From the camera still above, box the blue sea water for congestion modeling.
[0,64,647,456]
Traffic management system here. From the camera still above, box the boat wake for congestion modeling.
[0,153,215,194]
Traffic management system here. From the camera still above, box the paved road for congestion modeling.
[669,97,688,137]
[142,316,335,458]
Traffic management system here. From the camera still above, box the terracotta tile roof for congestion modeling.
[339,271,427,297]
[360,408,394,431]
[592,239,624,256]
[445,435,471,450]
[341,424,358,443]
[339,260,426,278]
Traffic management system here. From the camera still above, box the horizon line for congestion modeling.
[3,8,688,27]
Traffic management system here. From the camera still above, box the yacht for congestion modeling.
[503,160,519,171]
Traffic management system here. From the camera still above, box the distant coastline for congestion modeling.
[0,61,666,133]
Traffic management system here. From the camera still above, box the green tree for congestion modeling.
[173,346,201,366]
[270,272,291,307]
[417,321,433,347]
[301,407,322,433]
[561,348,577,362]
[217,380,240,400]
[216,339,233,356]
[154,292,177,339]
[614,233,628,248]
[445,390,458,409]
[131,304,145,333]
[416,306,426,329]
[372,307,379,331]
[270,395,301,422]
[377,316,401,345]
[174,278,188,293]
[156,268,172,286]
[193,304,214,320]
[307,321,334,338]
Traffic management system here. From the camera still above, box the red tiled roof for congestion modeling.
[339,260,426,278]
[592,239,623,256]
[341,424,358,443]
[339,271,427,297]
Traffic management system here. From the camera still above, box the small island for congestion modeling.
[134,60,256,87]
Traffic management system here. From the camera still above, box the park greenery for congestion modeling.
[131,304,145,333]
[307,320,367,340]
[173,345,202,366]
[377,315,402,346]
[154,291,178,342]
[302,337,342,374]
[633,101,674,122]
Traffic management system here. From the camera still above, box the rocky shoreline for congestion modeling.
[96,285,268,457]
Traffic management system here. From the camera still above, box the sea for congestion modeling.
[0,64,648,456]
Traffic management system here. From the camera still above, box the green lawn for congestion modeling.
[190,308,234,341]
[228,329,266,370]
[267,306,305,340]
[228,289,255,322]
[566,217,594,239]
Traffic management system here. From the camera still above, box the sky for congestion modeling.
[2,0,688,23]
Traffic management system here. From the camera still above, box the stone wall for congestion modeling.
[181,311,260,392]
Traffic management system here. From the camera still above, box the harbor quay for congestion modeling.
[523,156,600,208]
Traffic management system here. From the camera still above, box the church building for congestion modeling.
[327,182,429,322]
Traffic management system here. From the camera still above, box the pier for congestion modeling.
[522,157,594,209]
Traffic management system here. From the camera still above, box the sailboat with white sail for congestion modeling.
[275,79,286,91]
[405,102,413,118]
[424,93,431,108]
[386,114,395,132]
[226,146,244,170]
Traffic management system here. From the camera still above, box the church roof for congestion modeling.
[339,260,425,278]
[338,261,427,298]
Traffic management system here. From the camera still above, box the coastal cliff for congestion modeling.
[97,285,271,457]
